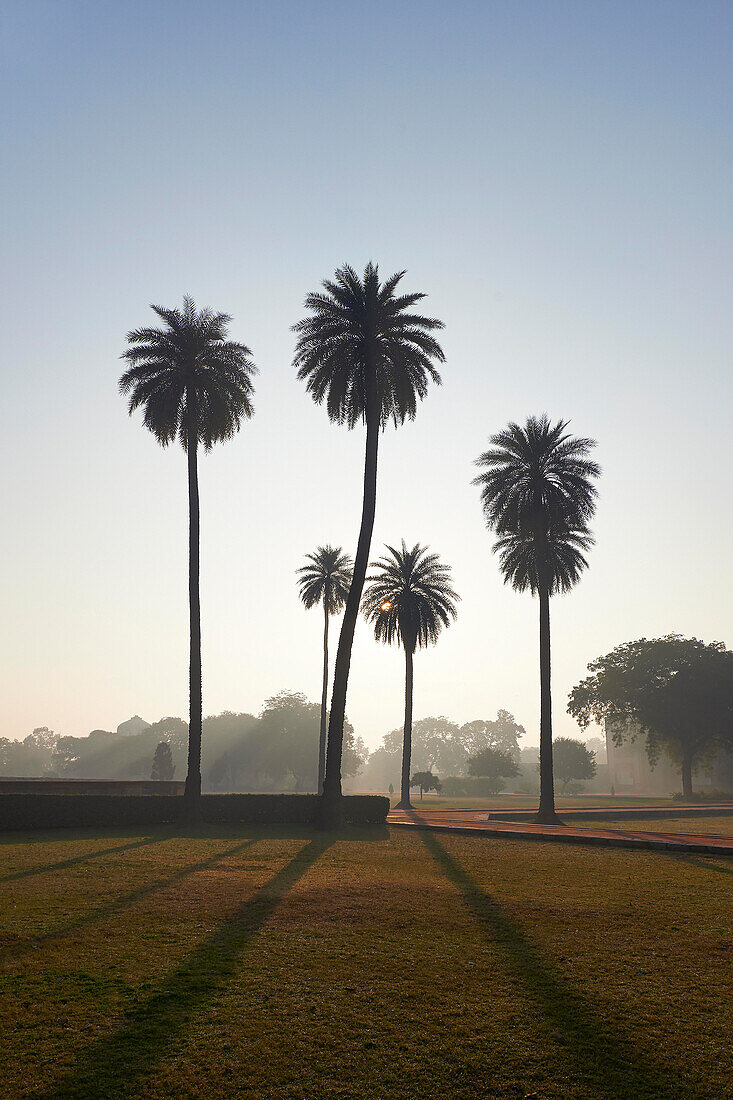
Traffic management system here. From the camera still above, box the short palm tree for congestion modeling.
[362,542,459,810]
[293,263,445,825]
[120,297,256,805]
[473,415,599,823]
[296,546,353,794]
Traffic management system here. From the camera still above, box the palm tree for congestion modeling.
[473,415,599,823]
[296,546,353,794]
[120,297,256,807]
[293,263,445,826]
[362,542,458,810]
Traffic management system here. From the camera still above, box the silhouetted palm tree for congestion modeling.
[362,542,458,810]
[296,546,353,794]
[293,263,445,825]
[120,297,256,806]
[473,416,599,823]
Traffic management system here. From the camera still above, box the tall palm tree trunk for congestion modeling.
[536,580,558,823]
[184,425,202,804]
[398,646,414,809]
[321,408,380,827]
[317,599,329,795]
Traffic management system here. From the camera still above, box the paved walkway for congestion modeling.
[486,803,733,822]
[387,807,733,855]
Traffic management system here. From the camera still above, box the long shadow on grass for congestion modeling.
[40,836,332,1100]
[0,834,170,885]
[422,830,703,1100]
[2,839,257,961]
[668,853,733,876]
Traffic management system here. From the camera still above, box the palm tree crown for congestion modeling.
[296,546,353,615]
[292,262,445,428]
[492,527,594,595]
[362,542,459,652]
[119,296,256,447]
[474,415,599,539]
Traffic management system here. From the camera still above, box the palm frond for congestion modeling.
[293,263,444,429]
[297,545,353,614]
[119,297,257,450]
[362,541,459,651]
[473,414,600,595]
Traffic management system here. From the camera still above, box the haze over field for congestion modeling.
[2,0,732,751]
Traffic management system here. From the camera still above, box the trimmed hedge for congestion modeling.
[0,792,389,832]
[441,776,507,797]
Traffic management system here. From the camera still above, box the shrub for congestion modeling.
[671,789,732,803]
[440,776,509,797]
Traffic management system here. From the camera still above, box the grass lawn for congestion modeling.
[0,824,731,1099]
[571,815,733,836]
[399,794,700,810]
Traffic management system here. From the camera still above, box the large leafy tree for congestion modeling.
[293,263,444,825]
[296,546,353,793]
[474,416,599,823]
[467,745,520,794]
[460,710,526,760]
[375,711,526,777]
[382,716,465,775]
[362,542,458,809]
[120,297,256,805]
[568,636,733,798]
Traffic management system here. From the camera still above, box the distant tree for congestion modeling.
[388,782,394,796]
[0,737,47,776]
[16,727,59,774]
[410,771,442,800]
[248,692,367,793]
[474,415,599,823]
[146,717,188,752]
[382,716,465,776]
[568,636,733,798]
[297,546,353,794]
[293,264,445,826]
[120,297,256,809]
[552,738,596,792]
[467,746,519,794]
[24,727,58,756]
[362,542,458,810]
[460,710,526,760]
[373,711,527,782]
[151,741,175,782]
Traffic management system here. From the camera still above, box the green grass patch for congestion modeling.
[404,793,690,810]
[0,824,730,1098]
[577,815,733,836]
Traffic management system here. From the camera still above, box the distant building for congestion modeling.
[605,721,733,794]
[116,715,151,737]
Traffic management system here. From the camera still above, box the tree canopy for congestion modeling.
[568,635,733,797]
[467,746,519,781]
[410,771,442,798]
[552,738,596,791]
[375,712,526,779]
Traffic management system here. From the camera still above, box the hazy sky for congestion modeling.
[2,0,731,752]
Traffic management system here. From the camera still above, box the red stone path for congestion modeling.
[387,807,733,855]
